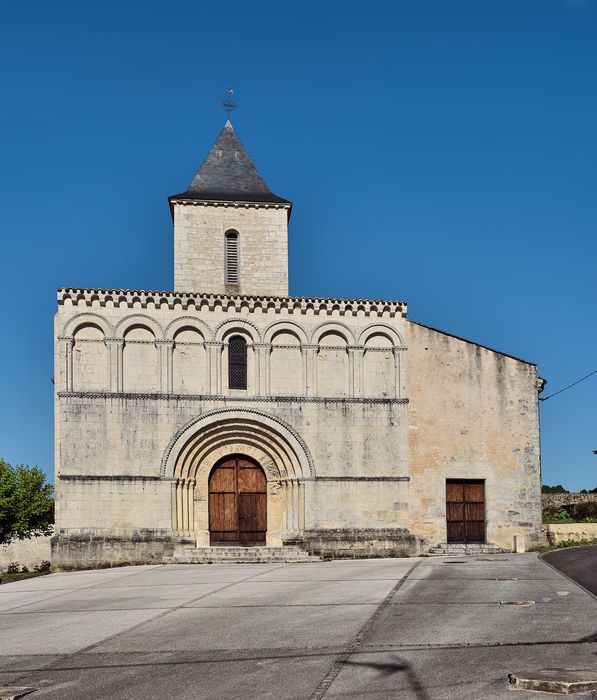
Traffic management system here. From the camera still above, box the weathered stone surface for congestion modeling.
[509,668,597,694]
[286,528,423,559]
[51,530,194,571]
[52,124,543,569]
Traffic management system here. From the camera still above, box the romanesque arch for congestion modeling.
[62,312,113,338]
[162,408,314,546]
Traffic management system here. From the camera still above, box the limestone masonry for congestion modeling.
[52,121,543,568]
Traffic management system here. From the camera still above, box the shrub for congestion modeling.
[6,562,19,574]
[20,565,29,573]
[542,508,574,523]
[572,501,597,521]
[35,560,51,572]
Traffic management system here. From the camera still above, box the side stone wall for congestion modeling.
[0,535,52,570]
[406,321,542,551]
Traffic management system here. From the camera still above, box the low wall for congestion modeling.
[285,528,425,559]
[0,535,52,570]
[542,493,597,509]
[51,529,194,570]
[547,523,597,544]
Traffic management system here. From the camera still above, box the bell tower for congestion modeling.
[169,121,291,296]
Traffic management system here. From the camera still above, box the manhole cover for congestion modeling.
[443,560,467,564]
[509,668,597,694]
[500,600,535,606]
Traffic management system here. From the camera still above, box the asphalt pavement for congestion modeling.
[0,553,596,699]
[543,544,597,596]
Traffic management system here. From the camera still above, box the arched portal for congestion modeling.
[209,455,267,545]
[162,408,315,547]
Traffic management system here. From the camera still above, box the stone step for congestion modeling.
[428,543,509,556]
[165,545,319,564]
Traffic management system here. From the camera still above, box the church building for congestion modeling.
[52,121,543,568]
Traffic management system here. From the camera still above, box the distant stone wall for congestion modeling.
[0,535,52,570]
[542,493,597,509]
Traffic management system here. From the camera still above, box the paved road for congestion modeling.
[543,545,597,596]
[0,554,596,699]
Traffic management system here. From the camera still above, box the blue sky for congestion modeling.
[0,0,595,489]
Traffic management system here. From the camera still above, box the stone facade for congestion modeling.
[52,121,543,568]
[174,203,289,296]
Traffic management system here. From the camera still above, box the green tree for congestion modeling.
[541,484,569,494]
[0,458,54,545]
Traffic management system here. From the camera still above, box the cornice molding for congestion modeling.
[57,391,409,406]
[56,287,407,318]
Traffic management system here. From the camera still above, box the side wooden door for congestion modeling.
[446,480,485,544]
[209,457,267,546]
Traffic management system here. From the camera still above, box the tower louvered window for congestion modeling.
[228,335,247,390]
[225,230,239,284]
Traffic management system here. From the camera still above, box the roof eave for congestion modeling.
[167,195,293,220]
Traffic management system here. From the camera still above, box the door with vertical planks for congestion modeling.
[446,480,486,543]
[209,456,267,545]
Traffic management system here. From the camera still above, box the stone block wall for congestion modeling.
[173,203,289,296]
[406,321,542,550]
[542,492,597,509]
[0,535,52,571]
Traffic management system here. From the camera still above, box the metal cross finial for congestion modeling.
[221,87,238,116]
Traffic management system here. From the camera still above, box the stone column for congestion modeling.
[205,342,223,395]
[252,343,271,395]
[301,347,308,396]
[206,341,212,394]
[298,481,305,530]
[348,346,362,397]
[170,480,178,530]
[303,345,317,397]
[63,337,74,392]
[176,479,183,531]
[216,342,223,394]
[182,479,189,533]
[188,479,196,535]
[156,340,173,394]
[105,338,122,393]
[393,348,402,399]
[104,338,124,392]
[292,480,300,530]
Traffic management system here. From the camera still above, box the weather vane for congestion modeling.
[221,87,238,116]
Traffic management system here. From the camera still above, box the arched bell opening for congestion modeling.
[208,455,267,546]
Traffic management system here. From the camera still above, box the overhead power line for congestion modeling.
[539,369,597,402]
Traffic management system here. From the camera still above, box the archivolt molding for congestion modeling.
[310,321,356,345]
[115,314,164,338]
[160,407,315,479]
[214,317,262,343]
[62,312,114,338]
[165,316,213,341]
[358,323,405,348]
[263,320,308,345]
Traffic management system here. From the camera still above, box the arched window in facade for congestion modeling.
[225,230,239,284]
[228,335,247,390]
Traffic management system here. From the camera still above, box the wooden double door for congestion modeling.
[446,480,486,544]
[208,456,267,546]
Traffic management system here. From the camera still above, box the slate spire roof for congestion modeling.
[169,120,290,205]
